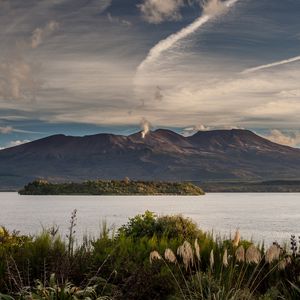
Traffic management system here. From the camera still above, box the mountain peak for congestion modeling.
[188,128,281,151]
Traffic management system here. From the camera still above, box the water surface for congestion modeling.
[0,193,299,245]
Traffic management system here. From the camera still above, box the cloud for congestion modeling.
[136,0,238,71]
[107,13,132,26]
[0,57,41,101]
[182,124,210,136]
[0,0,10,13]
[202,0,228,16]
[154,86,163,101]
[277,89,300,98]
[138,0,184,24]
[181,124,243,136]
[7,139,30,148]
[264,129,300,147]
[0,126,13,134]
[0,125,39,137]
[241,55,300,74]
[0,19,57,101]
[0,139,31,150]
[31,20,60,49]
[1,0,300,137]
[248,99,300,119]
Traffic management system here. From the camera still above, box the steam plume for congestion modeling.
[242,55,300,74]
[137,0,239,72]
[140,118,151,138]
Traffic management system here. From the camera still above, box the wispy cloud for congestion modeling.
[107,13,132,26]
[264,129,300,147]
[242,55,300,74]
[31,21,60,49]
[137,0,239,72]
[0,18,60,101]
[0,139,31,150]
[7,139,30,148]
[0,126,13,134]
[202,0,228,16]
[182,124,210,136]
[138,0,185,24]
[0,125,40,135]
[0,57,41,101]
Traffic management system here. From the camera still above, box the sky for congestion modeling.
[0,0,300,148]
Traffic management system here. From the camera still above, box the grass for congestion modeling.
[0,211,300,299]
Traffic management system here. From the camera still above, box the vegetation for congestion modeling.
[1,211,300,299]
[18,179,205,195]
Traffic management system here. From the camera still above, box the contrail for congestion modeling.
[242,55,300,74]
[137,0,239,72]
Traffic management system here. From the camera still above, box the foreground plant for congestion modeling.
[149,231,300,299]
[0,274,113,300]
[2,212,300,299]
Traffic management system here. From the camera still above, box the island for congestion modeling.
[18,179,205,195]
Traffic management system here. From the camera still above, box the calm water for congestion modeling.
[0,192,299,245]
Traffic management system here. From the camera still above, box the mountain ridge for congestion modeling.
[1,129,300,189]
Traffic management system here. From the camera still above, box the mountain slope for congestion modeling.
[1,129,300,189]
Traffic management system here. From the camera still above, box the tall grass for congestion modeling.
[0,211,300,299]
[149,236,291,299]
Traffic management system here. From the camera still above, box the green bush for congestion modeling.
[118,211,204,240]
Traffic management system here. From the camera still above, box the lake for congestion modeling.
[0,192,299,245]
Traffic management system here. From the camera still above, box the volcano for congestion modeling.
[1,129,300,189]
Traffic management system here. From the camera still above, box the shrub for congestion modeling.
[118,211,203,241]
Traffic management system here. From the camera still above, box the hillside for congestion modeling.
[1,129,300,189]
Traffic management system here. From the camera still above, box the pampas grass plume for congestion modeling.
[149,250,162,264]
[246,245,261,264]
[232,230,240,247]
[177,241,194,270]
[165,248,177,263]
[235,245,245,262]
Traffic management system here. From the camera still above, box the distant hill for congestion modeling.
[1,129,300,189]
